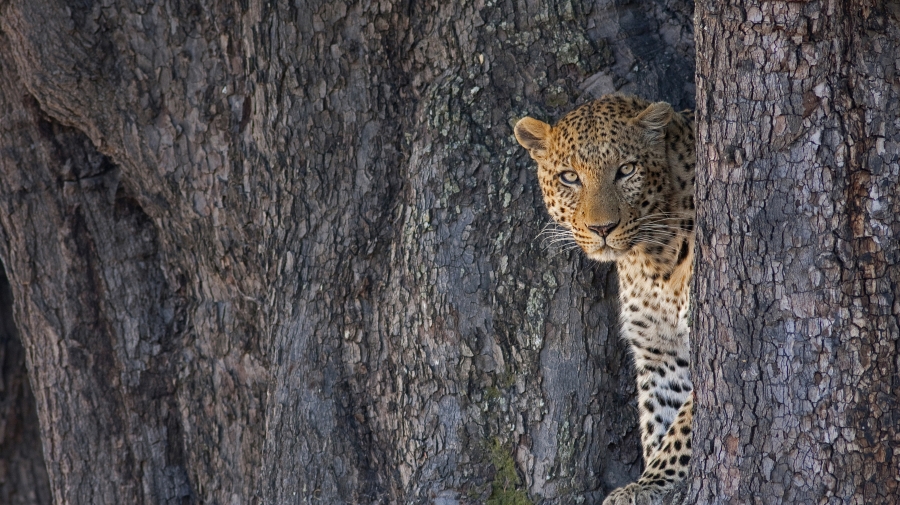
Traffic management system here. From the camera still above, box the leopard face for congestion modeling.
[515,95,695,269]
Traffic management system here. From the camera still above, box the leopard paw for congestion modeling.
[601,481,664,505]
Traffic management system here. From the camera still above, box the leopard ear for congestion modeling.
[632,101,673,143]
[514,117,551,159]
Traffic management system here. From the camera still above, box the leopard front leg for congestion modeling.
[603,393,694,505]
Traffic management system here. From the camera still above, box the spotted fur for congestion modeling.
[515,94,696,505]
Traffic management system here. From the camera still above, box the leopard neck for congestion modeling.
[616,229,694,293]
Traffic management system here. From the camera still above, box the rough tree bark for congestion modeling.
[692,1,900,503]
[0,1,694,504]
[0,262,52,505]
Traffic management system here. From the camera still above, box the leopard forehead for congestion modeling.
[550,95,650,156]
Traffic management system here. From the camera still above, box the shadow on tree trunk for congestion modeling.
[0,260,52,505]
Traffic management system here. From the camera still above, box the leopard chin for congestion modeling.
[583,245,624,262]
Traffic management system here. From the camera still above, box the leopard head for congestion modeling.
[515,95,682,263]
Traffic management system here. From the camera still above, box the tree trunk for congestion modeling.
[692,1,900,503]
[0,1,695,503]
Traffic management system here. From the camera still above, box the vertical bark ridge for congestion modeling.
[0,260,52,505]
[693,1,900,503]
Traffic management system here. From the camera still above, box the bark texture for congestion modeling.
[693,1,900,503]
[0,261,52,505]
[0,1,694,504]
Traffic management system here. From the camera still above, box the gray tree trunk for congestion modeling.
[0,263,52,505]
[691,0,900,503]
[0,1,694,504]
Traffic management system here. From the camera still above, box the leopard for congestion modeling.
[514,94,696,505]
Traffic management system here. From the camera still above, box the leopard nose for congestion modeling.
[587,220,619,238]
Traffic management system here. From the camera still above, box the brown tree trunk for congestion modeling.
[0,1,694,503]
[692,1,900,503]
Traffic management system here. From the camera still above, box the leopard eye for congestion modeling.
[559,171,580,185]
[616,163,636,179]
